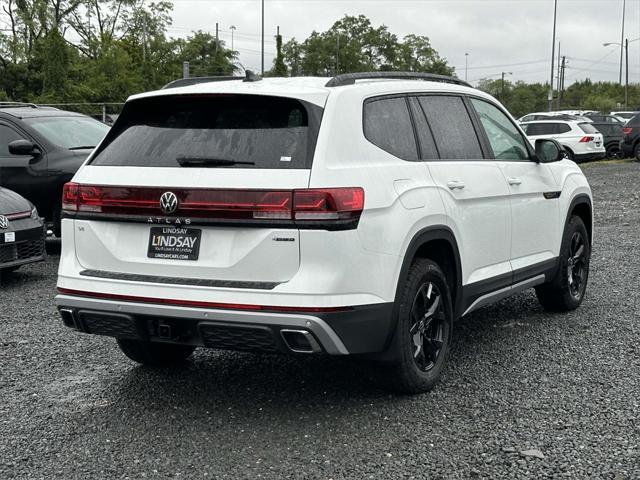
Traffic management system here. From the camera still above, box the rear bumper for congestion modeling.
[55,294,394,356]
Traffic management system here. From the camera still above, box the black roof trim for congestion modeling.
[325,72,472,88]
[162,76,242,89]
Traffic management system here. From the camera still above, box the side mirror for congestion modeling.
[535,138,564,163]
[8,139,40,156]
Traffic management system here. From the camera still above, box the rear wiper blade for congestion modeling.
[176,156,255,167]
[68,145,96,150]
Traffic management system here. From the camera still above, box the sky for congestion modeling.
[166,0,640,86]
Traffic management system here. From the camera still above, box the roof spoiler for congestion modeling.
[162,71,263,90]
[325,72,471,88]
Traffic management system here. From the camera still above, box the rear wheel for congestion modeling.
[536,216,590,312]
[52,202,62,238]
[606,144,622,159]
[116,339,195,366]
[562,148,574,161]
[378,258,453,394]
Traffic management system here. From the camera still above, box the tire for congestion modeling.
[377,258,453,394]
[116,339,195,366]
[606,144,622,160]
[562,148,574,161]
[536,216,590,312]
[634,143,640,162]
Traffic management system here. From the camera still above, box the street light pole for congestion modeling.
[548,0,558,112]
[230,25,236,52]
[501,72,512,102]
[465,53,469,82]
[619,0,626,84]
[261,0,265,75]
[625,38,629,108]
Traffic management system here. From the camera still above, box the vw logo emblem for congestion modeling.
[0,215,7,229]
[159,192,179,215]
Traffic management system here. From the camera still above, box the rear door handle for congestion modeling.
[507,177,522,186]
[447,180,465,190]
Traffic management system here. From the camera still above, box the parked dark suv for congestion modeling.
[0,103,110,236]
[621,114,640,160]
[591,122,625,159]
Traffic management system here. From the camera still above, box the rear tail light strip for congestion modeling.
[62,183,365,230]
[5,211,31,220]
[57,287,353,313]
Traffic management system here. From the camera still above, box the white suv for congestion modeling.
[56,72,593,393]
[520,120,606,162]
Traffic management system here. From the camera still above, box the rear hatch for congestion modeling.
[65,93,325,285]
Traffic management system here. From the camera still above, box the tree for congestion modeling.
[281,15,454,77]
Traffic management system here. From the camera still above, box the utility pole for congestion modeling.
[619,0,626,84]
[556,41,561,110]
[548,0,558,112]
[336,34,340,73]
[261,0,265,74]
[215,22,219,53]
[465,53,469,82]
[501,72,511,102]
[559,56,566,108]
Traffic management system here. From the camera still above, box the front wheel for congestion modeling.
[378,258,453,394]
[634,143,640,161]
[536,216,590,312]
[117,339,196,366]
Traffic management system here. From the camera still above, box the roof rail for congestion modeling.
[0,101,38,109]
[325,72,471,88]
[162,76,242,89]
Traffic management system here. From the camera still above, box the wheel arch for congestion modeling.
[372,226,463,362]
[566,194,593,244]
[395,226,463,319]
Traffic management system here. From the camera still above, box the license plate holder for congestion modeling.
[147,227,201,261]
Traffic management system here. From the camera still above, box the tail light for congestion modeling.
[61,183,365,230]
[579,136,594,143]
[622,127,633,135]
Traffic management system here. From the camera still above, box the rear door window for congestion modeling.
[524,123,557,136]
[556,123,571,134]
[363,97,418,161]
[91,95,322,169]
[416,95,483,160]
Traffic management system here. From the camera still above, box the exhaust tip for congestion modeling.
[59,308,77,329]
[280,329,322,354]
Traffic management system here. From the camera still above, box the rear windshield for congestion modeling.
[90,95,323,169]
[578,123,598,134]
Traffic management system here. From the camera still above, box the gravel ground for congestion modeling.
[1,161,639,480]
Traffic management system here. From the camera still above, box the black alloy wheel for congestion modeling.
[409,282,446,372]
[567,231,587,300]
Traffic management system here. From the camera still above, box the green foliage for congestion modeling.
[0,0,237,103]
[477,77,640,117]
[281,15,454,77]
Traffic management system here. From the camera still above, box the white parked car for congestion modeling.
[518,112,583,123]
[55,72,593,393]
[520,120,606,162]
[611,111,639,121]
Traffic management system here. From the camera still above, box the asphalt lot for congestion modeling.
[1,161,639,479]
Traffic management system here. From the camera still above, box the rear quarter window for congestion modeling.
[90,95,322,169]
[363,96,418,161]
[579,123,599,134]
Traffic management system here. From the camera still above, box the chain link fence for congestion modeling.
[37,102,125,125]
